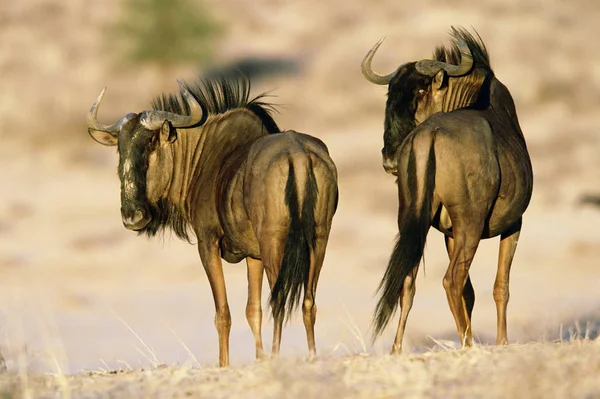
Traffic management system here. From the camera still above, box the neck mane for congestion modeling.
[141,74,280,241]
[442,69,487,112]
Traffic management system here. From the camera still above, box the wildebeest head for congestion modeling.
[87,80,204,231]
[362,30,483,174]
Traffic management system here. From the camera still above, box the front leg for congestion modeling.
[198,240,231,367]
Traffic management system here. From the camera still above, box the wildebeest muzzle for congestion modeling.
[382,147,399,175]
[121,204,151,231]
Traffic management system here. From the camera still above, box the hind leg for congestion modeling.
[246,257,265,360]
[494,219,521,345]
[391,263,419,355]
[267,275,284,356]
[302,251,317,358]
[259,234,286,357]
[442,220,484,348]
[445,236,475,322]
[302,237,328,358]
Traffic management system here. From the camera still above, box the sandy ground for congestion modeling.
[0,0,599,392]
[1,341,600,398]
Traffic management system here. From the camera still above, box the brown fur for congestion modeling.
[89,76,338,367]
[369,27,533,353]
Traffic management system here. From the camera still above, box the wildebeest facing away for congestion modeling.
[87,75,338,367]
[361,27,533,353]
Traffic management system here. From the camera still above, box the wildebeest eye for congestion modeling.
[149,136,159,151]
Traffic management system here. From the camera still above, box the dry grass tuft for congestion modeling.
[0,340,598,398]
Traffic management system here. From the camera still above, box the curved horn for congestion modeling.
[87,87,121,135]
[361,37,398,85]
[140,79,206,130]
[415,38,473,77]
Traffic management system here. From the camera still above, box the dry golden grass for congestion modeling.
[0,0,599,397]
[0,340,598,399]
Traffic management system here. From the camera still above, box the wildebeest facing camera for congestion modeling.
[86,73,338,368]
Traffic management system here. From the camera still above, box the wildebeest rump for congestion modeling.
[362,27,533,353]
[87,75,338,367]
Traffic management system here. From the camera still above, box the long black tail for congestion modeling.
[372,137,437,338]
[270,160,318,322]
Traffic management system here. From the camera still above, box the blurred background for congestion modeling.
[0,0,599,373]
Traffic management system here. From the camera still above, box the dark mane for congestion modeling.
[137,74,281,242]
[434,26,493,74]
[436,27,529,151]
[151,73,281,134]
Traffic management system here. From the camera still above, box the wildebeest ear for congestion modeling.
[88,129,118,146]
[433,69,447,90]
[159,120,177,144]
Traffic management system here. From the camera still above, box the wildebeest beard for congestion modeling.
[383,108,417,159]
[117,132,193,242]
[144,198,193,242]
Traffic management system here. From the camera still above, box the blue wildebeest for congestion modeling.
[87,75,338,367]
[361,27,533,353]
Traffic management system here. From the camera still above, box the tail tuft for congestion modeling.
[372,138,436,339]
[270,160,318,322]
